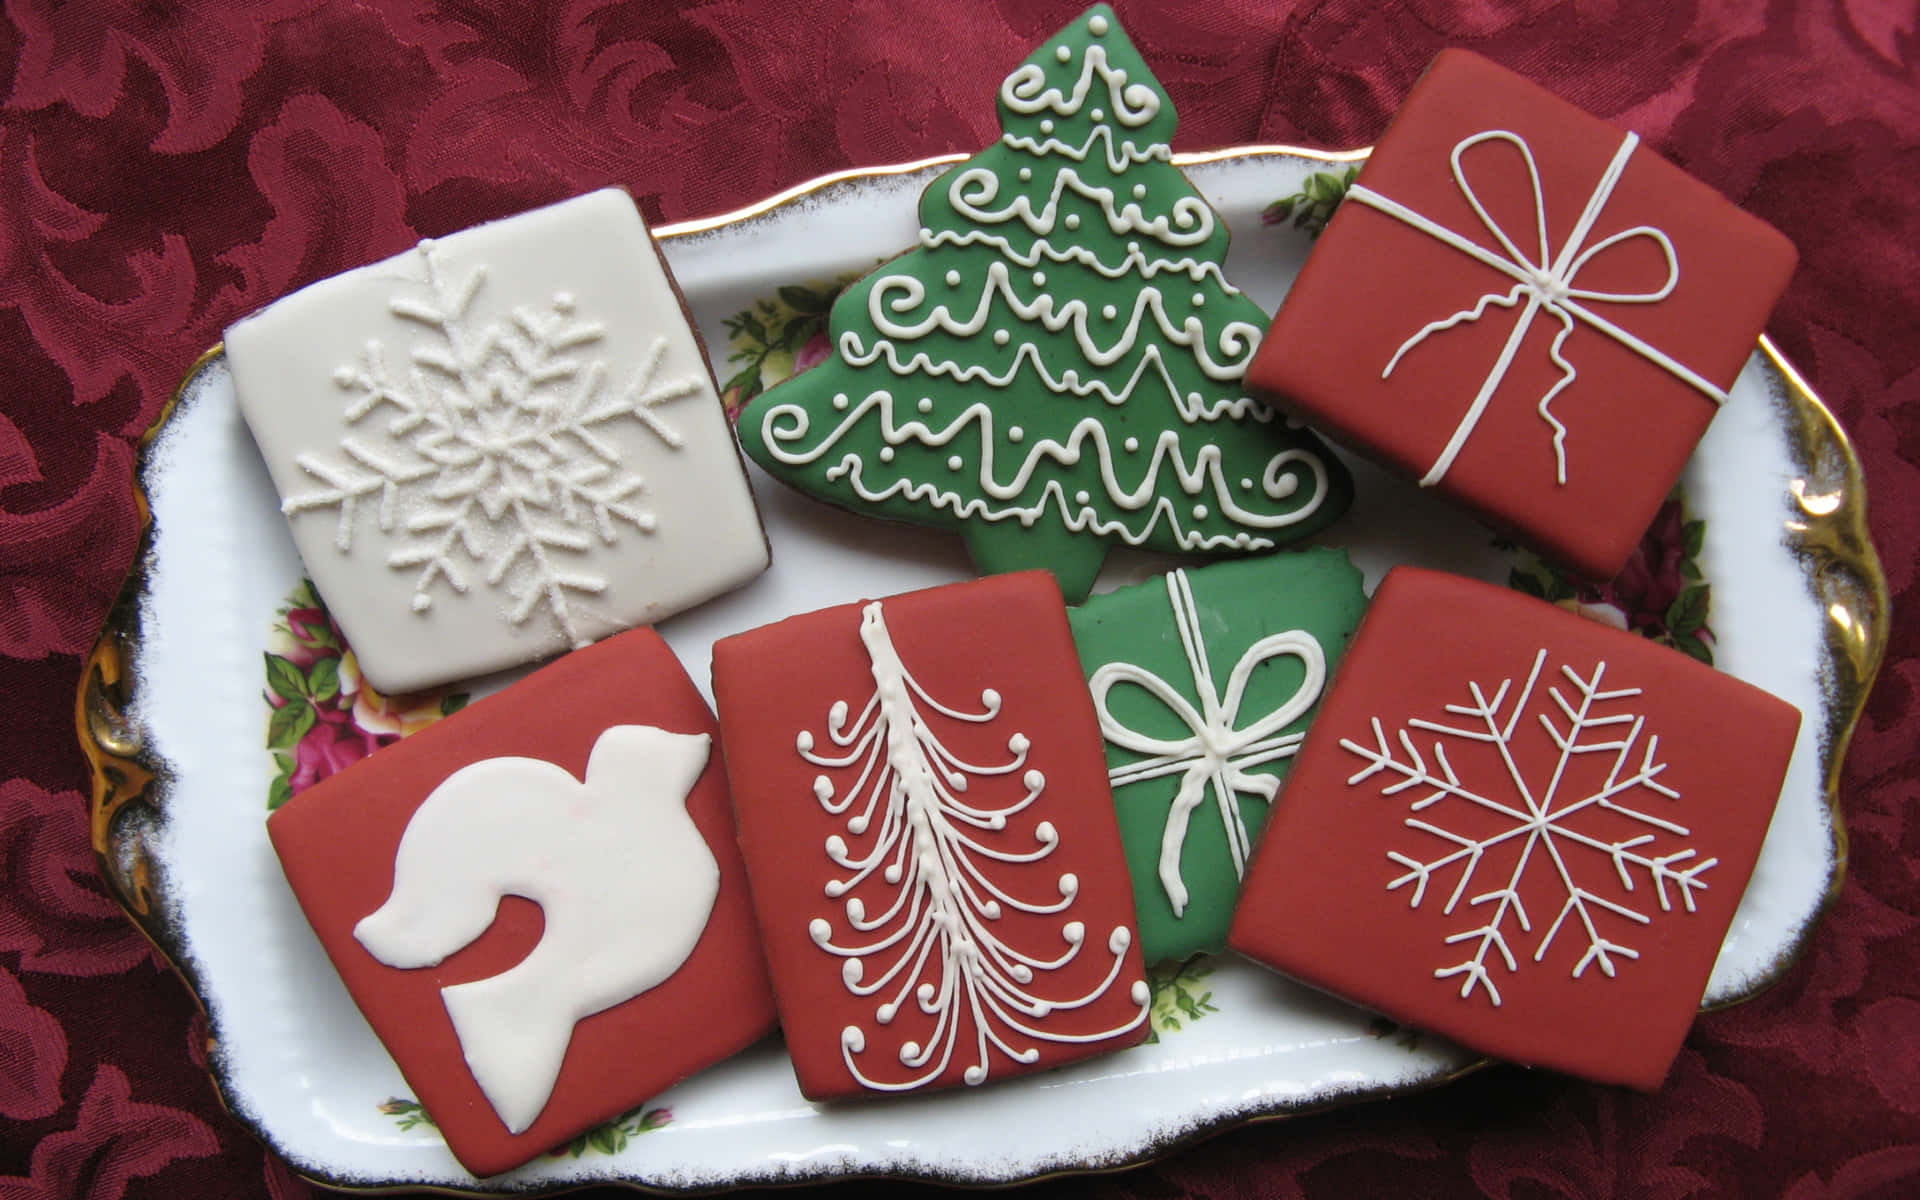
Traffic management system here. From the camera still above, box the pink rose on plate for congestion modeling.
[792,330,832,375]
[289,717,387,795]
[1581,499,1687,634]
[280,606,335,670]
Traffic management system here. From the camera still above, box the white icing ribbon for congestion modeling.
[1346,129,1727,486]
[1088,569,1325,916]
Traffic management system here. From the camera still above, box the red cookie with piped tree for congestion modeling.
[712,570,1151,1101]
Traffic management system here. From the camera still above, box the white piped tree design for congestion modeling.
[800,600,1148,1091]
[1342,649,1715,1006]
[283,242,703,644]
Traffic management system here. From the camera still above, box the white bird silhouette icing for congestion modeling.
[354,724,719,1135]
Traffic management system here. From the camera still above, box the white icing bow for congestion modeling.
[1088,569,1325,916]
[1347,129,1727,487]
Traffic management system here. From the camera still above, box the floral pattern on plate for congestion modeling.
[261,579,469,810]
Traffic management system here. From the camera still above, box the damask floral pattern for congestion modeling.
[2,2,1915,1197]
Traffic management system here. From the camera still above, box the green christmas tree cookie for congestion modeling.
[738,5,1352,602]
[1069,550,1367,963]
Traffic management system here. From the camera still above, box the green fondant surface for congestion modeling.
[1069,549,1368,963]
[738,6,1351,603]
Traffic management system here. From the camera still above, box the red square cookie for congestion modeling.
[1248,49,1796,580]
[267,629,776,1177]
[1229,567,1800,1090]
[712,571,1151,1099]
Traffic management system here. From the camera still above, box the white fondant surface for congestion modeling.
[225,189,768,694]
[127,148,1843,1191]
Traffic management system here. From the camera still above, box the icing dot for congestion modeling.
[1240,476,1254,489]
[1132,184,1146,200]
[1008,425,1024,442]
[832,392,849,411]
[993,329,1011,345]
[1040,118,1055,134]
[947,455,964,471]
[1075,489,1091,505]
[917,397,933,413]
[1102,304,1117,320]
[411,594,432,613]
[332,367,355,387]
[1124,436,1140,452]
[945,269,961,286]
[1055,45,1071,62]
[879,446,895,462]
[1090,108,1105,122]
[1064,213,1081,230]
[1019,166,1032,181]
[1089,13,1110,34]
[553,291,575,313]
[1192,293,1207,307]
[1193,503,1210,520]
[1032,270,1047,287]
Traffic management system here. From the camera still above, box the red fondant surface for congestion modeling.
[1250,49,1797,580]
[267,629,776,1176]
[1230,567,1799,1090]
[714,572,1148,1100]
[5,4,1917,1197]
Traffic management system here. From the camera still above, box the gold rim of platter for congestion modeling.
[75,143,1887,1196]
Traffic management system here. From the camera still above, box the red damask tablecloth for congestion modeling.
[3,3,1916,1197]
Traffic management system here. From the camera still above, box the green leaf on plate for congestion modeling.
[1667,583,1710,636]
[267,773,293,812]
[1682,519,1706,559]
[778,284,830,314]
[267,700,316,751]
[1673,631,1715,664]
[307,657,340,704]
[264,653,306,702]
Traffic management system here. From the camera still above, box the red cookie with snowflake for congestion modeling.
[1229,567,1800,1090]
[267,629,776,1176]
[712,571,1151,1100]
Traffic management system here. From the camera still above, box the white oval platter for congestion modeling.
[98,146,1861,1193]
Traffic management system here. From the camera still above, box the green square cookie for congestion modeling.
[1069,550,1366,962]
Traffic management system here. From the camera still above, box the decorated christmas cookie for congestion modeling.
[1247,50,1796,581]
[227,188,769,694]
[736,6,1351,603]
[712,571,1151,1099]
[267,629,776,1177]
[1068,550,1366,964]
[1228,567,1800,1090]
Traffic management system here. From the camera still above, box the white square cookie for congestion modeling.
[228,188,768,693]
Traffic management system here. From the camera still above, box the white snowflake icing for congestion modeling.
[281,240,705,646]
[1341,649,1715,1007]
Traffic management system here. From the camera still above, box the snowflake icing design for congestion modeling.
[282,240,705,645]
[1341,649,1715,1007]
